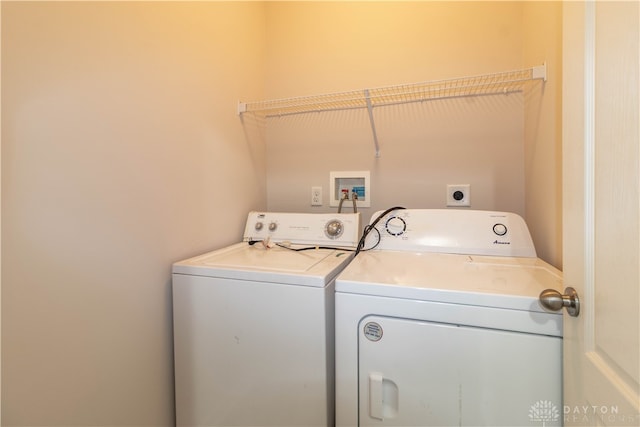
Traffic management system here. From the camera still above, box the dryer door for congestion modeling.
[358,316,562,427]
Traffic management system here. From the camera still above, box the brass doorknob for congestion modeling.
[539,287,580,317]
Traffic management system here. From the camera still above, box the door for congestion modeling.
[358,315,562,426]
[563,2,640,426]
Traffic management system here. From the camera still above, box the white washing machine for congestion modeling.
[335,209,563,427]
[173,211,360,427]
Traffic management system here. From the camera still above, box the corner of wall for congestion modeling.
[523,1,563,269]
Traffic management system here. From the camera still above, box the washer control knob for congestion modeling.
[385,217,407,236]
[493,223,508,236]
[269,222,278,232]
[325,219,344,239]
[255,222,264,231]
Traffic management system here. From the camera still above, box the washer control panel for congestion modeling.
[244,211,360,247]
[370,209,536,257]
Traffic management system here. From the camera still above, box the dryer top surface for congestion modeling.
[335,250,562,312]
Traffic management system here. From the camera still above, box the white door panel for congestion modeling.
[358,316,561,426]
[563,2,640,425]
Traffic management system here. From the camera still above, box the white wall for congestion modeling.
[523,1,563,268]
[263,3,526,216]
[0,1,564,424]
[1,2,266,425]
[261,1,562,267]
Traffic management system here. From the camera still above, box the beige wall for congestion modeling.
[262,1,562,267]
[1,1,564,425]
[1,2,266,425]
[523,1,563,268]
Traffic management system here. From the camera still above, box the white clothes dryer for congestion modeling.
[335,209,563,427]
[173,211,360,427]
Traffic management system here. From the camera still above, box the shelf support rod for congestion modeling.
[364,89,381,157]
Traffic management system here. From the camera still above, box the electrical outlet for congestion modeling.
[446,184,471,207]
[311,186,323,206]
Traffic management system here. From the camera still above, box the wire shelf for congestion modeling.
[238,64,546,118]
[238,64,546,157]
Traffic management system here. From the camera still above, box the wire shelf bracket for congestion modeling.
[238,63,547,157]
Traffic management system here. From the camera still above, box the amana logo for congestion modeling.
[493,240,511,245]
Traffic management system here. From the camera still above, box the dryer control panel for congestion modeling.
[367,209,536,257]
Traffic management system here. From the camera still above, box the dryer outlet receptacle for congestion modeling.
[446,184,471,207]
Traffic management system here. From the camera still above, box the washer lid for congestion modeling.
[173,242,353,287]
[335,251,563,313]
